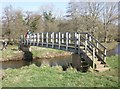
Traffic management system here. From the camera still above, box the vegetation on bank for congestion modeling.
[102,42,118,51]
[2,55,119,87]
[0,45,71,61]
[31,46,71,58]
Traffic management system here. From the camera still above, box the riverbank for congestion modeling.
[102,41,118,51]
[2,55,119,87]
[0,45,72,62]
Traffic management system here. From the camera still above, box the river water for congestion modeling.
[2,54,89,72]
[107,43,120,56]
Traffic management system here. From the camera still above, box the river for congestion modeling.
[107,43,120,56]
[2,54,89,72]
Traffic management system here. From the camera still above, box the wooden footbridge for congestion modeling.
[20,32,109,72]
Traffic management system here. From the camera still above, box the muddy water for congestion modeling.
[2,54,89,72]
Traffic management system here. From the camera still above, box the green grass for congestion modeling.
[31,46,68,57]
[0,45,17,59]
[2,55,119,87]
[0,45,69,61]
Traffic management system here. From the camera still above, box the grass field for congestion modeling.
[2,55,119,87]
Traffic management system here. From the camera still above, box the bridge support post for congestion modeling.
[66,32,68,50]
[62,33,64,43]
[85,34,88,53]
[33,33,36,46]
[46,32,48,47]
[37,33,40,46]
[89,35,92,49]
[69,33,71,44]
[96,42,99,57]
[56,33,58,43]
[78,33,80,55]
[93,47,95,70]
[52,32,54,48]
[104,49,106,63]
[74,32,77,53]
[58,32,61,49]
[42,33,44,46]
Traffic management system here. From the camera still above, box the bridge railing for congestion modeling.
[80,32,106,64]
[20,32,107,68]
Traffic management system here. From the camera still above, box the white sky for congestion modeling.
[0,0,119,18]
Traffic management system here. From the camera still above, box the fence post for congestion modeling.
[96,42,98,55]
[104,48,107,63]
[93,47,95,70]
[58,32,61,49]
[46,32,48,47]
[56,33,58,43]
[74,32,77,53]
[66,32,68,50]
[30,34,32,45]
[69,33,71,44]
[42,33,44,46]
[37,33,40,46]
[33,33,35,46]
[89,35,91,48]
[50,33,52,43]
[78,33,80,55]
[52,32,54,48]
[85,33,88,53]
[62,33,64,43]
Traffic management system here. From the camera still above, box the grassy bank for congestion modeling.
[0,45,71,61]
[2,55,119,87]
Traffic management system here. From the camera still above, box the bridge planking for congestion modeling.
[20,32,108,71]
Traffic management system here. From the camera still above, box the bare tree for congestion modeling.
[102,2,118,42]
[2,5,14,41]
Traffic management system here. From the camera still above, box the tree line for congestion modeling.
[1,1,119,44]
